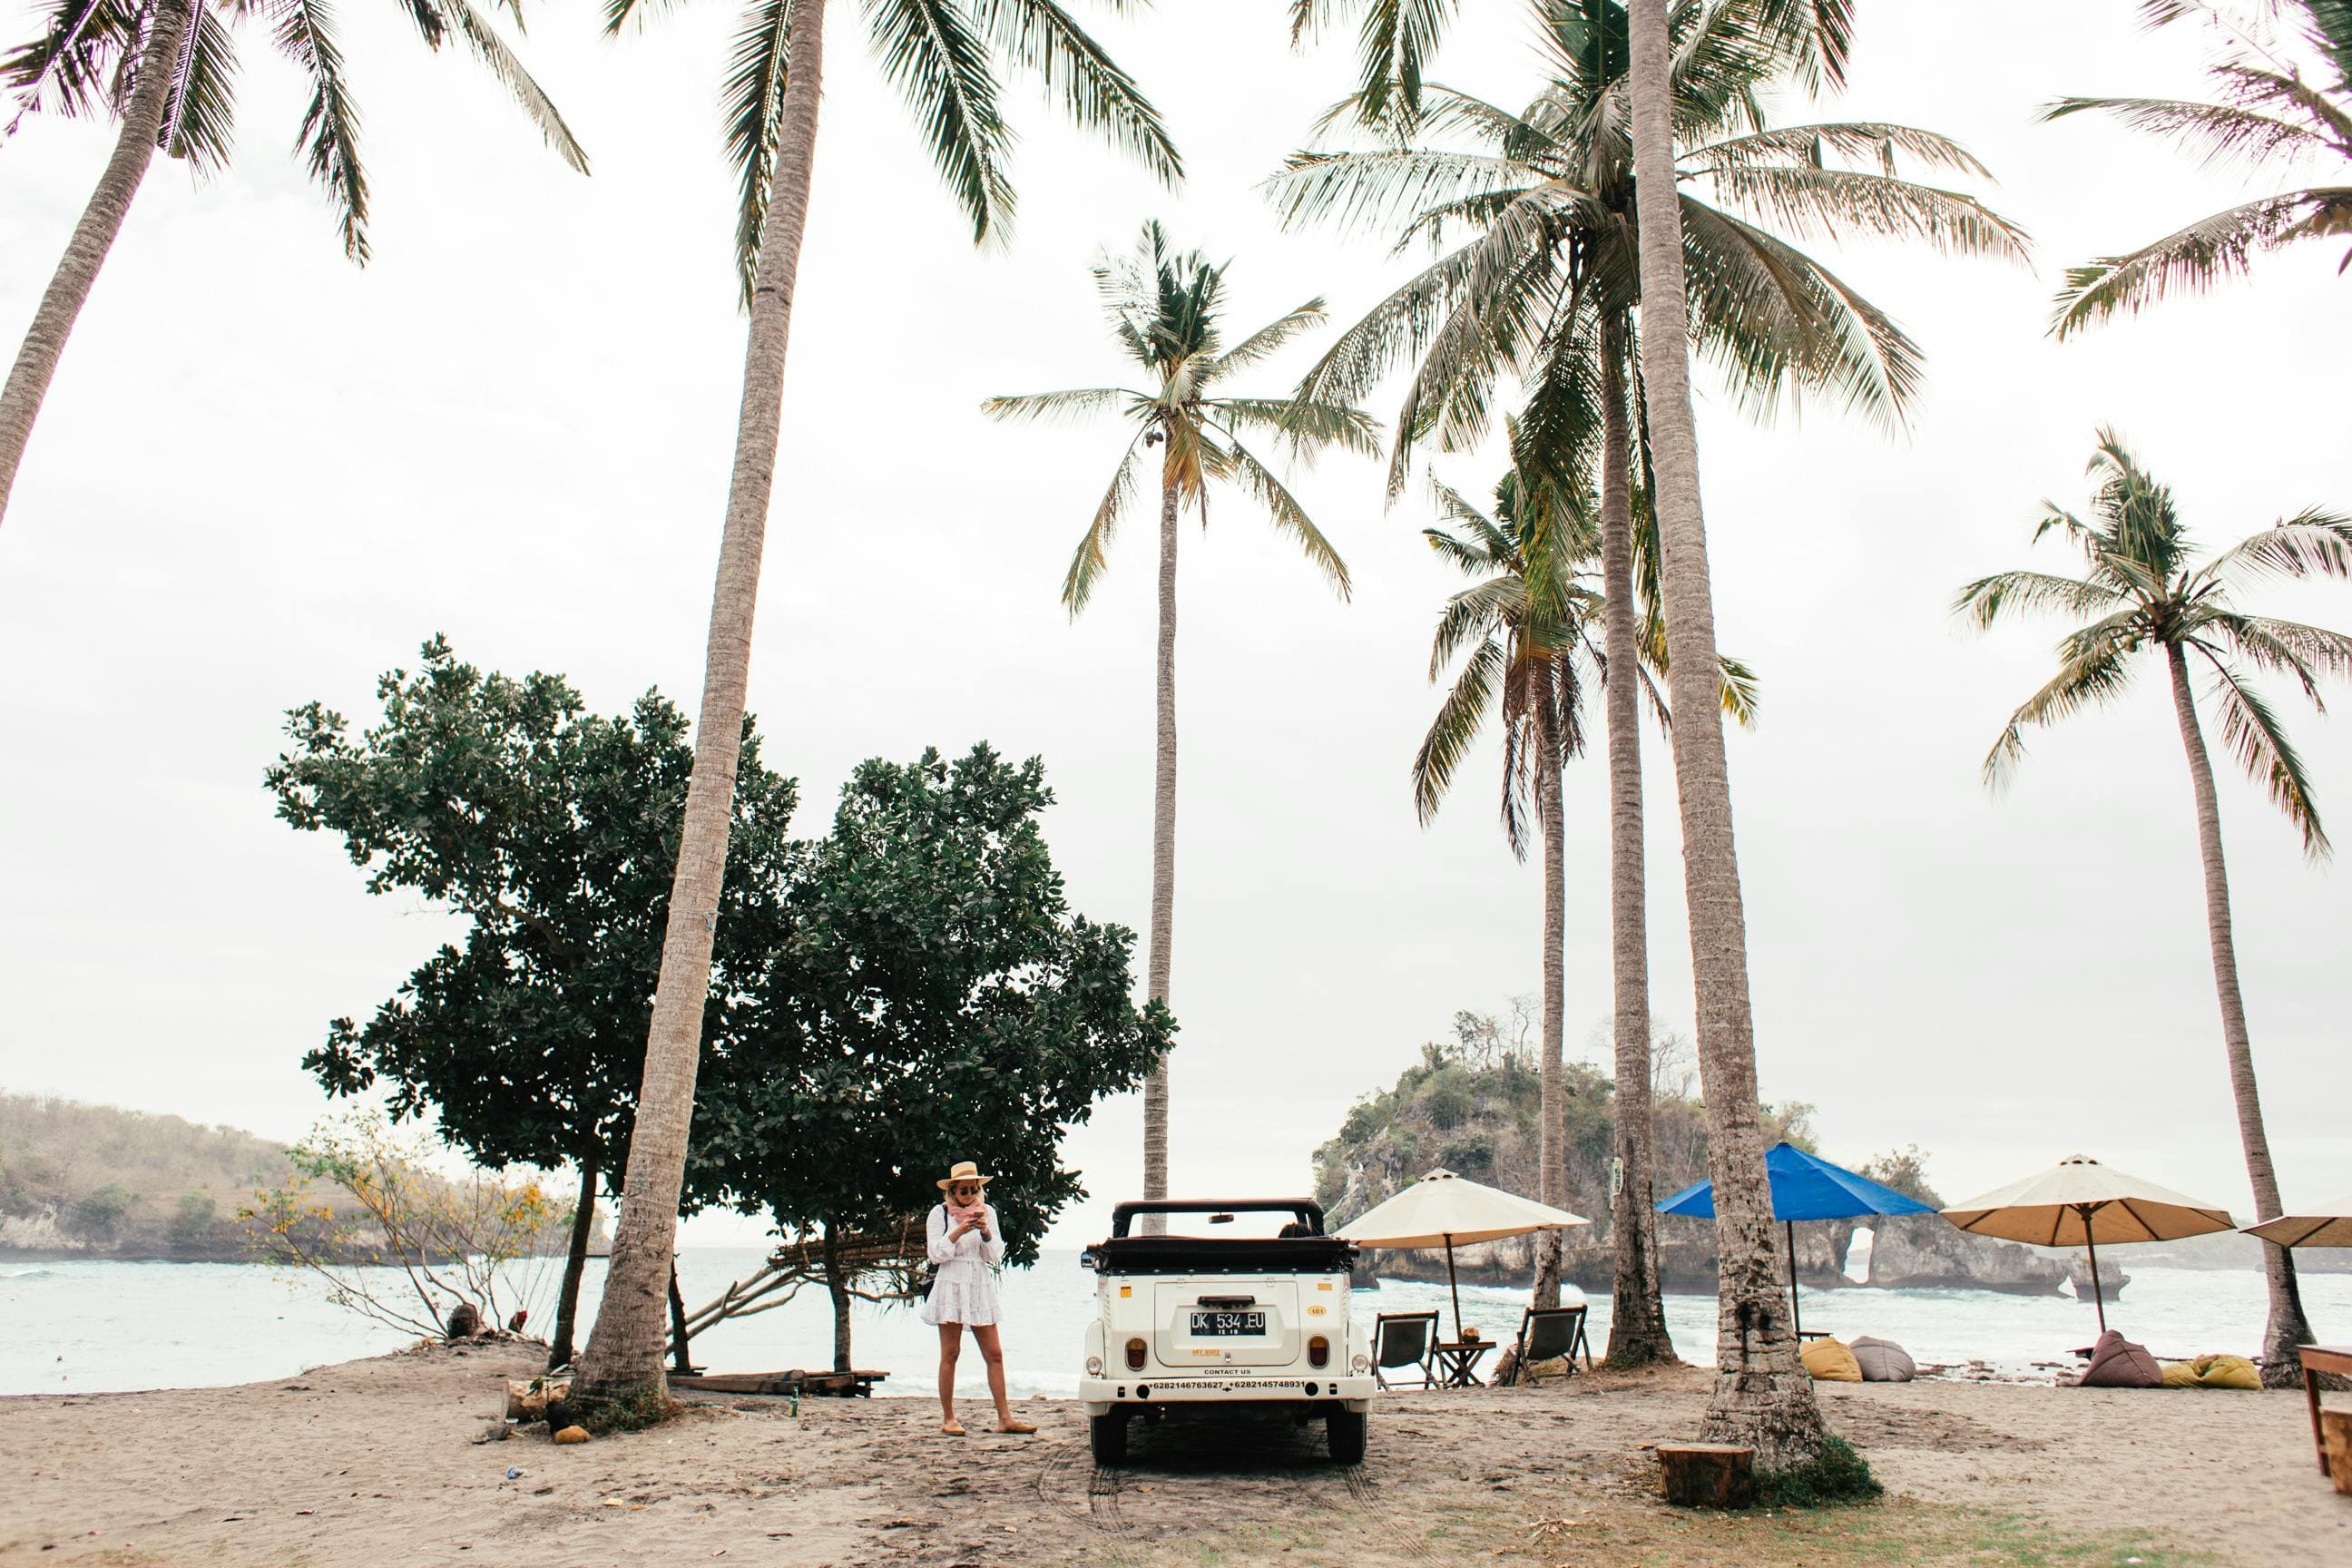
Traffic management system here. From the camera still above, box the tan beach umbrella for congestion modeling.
[1942,1153,2234,1331]
[2244,1199,2352,1250]
[1335,1168,1589,1338]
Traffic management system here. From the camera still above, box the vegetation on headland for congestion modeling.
[0,1093,294,1260]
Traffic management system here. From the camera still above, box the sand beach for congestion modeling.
[3,1340,2343,1567]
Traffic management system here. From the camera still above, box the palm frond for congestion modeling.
[867,0,1015,244]
[1412,632,1502,826]
[2202,612,2352,696]
[722,0,791,310]
[2043,93,2335,172]
[1686,120,1994,180]
[1214,435,1352,600]
[160,4,238,173]
[272,0,371,262]
[1060,429,1149,614]
[1210,397,1382,459]
[1952,568,2130,630]
[979,386,1133,425]
[2200,651,2329,856]
[1204,301,1328,380]
[2,0,128,133]
[1982,635,2139,789]
[1288,0,1465,124]
[965,0,1181,186]
[2051,189,2347,336]
[430,0,590,173]
[2198,510,2352,586]
[1694,162,2033,260]
[1263,147,1550,241]
[1716,652,1759,727]
[1426,573,1524,676]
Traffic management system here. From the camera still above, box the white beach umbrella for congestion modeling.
[2244,1199,2352,1250]
[1941,1153,2233,1331]
[1336,1169,1589,1338]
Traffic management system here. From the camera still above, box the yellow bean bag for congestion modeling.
[1801,1338,1864,1383]
[2160,1361,2200,1387]
[2190,1354,2261,1390]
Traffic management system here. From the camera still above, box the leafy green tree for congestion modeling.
[2048,0,2352,337]
[267,637,798,1368]
[0,0,586,530]
[691,745,1171,1372]
[981,222,1375,1218]
[577,0,1181,1407]
[1411,460,1754,1311]
[1955,431,2352,1383]
[1275,0,2018,1380]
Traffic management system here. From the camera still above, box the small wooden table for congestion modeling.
[1434,1340,1493,1387]
[2299,1345,2352,1475]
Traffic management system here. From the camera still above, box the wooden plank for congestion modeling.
[671,1369,891,1398]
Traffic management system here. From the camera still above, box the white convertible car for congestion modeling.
[1077,1198,1376,1464]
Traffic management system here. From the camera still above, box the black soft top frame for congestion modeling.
[1109,1198,1326,1237]
[1093,1198,1353,1277]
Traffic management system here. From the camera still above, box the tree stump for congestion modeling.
[1658,1443,1755,1508]
[2323,1409,2352,1495]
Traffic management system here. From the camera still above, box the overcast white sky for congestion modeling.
[2,2,2345,1250]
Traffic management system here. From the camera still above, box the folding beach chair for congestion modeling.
[1498,1305,1592,1385]
[1371,1310,1441,1390]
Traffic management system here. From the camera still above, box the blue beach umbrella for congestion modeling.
[1656,1142,1935,1338]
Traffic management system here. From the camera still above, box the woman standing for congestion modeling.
[922,1161,1035,1436]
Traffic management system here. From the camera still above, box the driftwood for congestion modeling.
[671,1369,888,1398]
[674,1219,928,1356]
[1657,1443,1755,1508]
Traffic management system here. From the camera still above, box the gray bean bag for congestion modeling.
[1848,1335,1916,1382]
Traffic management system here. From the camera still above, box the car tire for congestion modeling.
[1325,1407,1367,1465]
[1090,1411,1130,1465]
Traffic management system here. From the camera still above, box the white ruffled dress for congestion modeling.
[918,1201,1005,1327]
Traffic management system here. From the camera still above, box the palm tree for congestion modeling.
[1956,432,2351,1385]
[1413,458,1753,1311]
[983,222,1375,1217]
[2047,0,2352,338]
[0,0,587,530]
[571,1,1180,1406]
[1621,0,1853,1466]
[1272,0,2022,1385]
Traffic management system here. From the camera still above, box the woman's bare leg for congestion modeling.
[936,1322,964,1430]
[969,1323,1017,1427]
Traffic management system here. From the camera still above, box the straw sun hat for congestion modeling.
[936,1161,995,1192]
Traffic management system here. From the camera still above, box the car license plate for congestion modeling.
[1190,1310,1266,1336]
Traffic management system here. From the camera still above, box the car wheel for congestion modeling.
[1325,1407,1367,1465]
[1090,1411,1130,1465]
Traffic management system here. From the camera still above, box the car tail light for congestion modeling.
[1125,1337,1147,1371]
[1308,1335,1330,1368]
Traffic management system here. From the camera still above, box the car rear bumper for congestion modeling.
[1080,1373,1375,1417]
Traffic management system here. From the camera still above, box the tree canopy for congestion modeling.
[266,636,799,1190]
[691,744,1172,1266]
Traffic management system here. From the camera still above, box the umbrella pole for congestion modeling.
[1786,1220,1801,1340]
[1445,1234,1464,1340]
[2084,1226,2106,1334]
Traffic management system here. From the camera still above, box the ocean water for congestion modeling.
[5,1252,2347,1399]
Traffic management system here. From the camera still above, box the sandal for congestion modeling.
[942,1420,966,1437]
[994,1418,1037,1436]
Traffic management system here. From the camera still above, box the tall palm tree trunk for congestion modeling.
[572,0,828,1406]
[1625,0,1820,1465]
[1599,322,1671,1367]
[2163,644,2312,1384]
[0,0,193,531]
[1139,468,1180,1229]
[546,1150,600,1370]
[1532,735,1566,1309]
